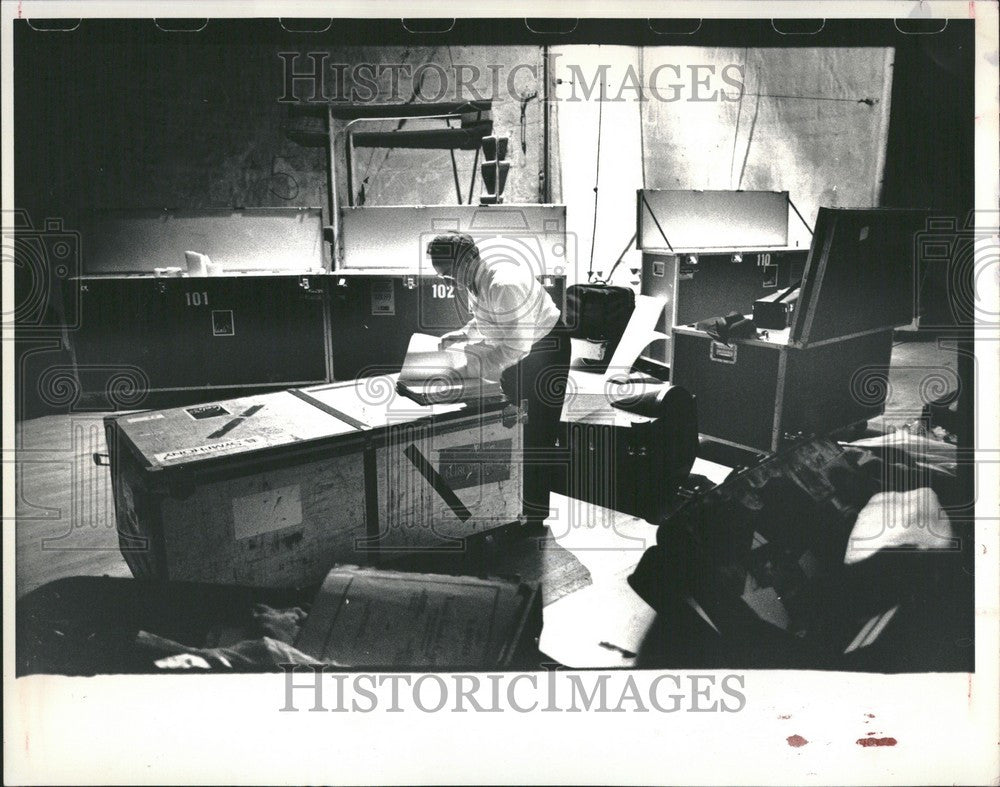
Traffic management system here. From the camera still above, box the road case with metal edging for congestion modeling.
[670,207,932,453]
[69,273,331,409]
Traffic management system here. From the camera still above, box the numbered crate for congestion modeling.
[328,273,565,380]
[69,274,331,407]
[671,208,931,452]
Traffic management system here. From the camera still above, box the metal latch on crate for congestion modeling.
[502,402,528,428]
[679,254,699,281]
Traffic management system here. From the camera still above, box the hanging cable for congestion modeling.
[600,232,638,285]
[587,85,604,282]
[735,50,760,191]
[638,48,647,190]
[467,143,480,205]
[634,50,647,294]
[728,47,749,188]
[445,117,463,203]
[735,87,761,191]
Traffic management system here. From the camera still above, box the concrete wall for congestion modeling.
[323,45,545,208]
[14,34,547,240]
[552,45,893,289]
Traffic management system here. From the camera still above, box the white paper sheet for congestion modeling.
[690,457,734,486]
[603,295,669,379]
[406,332,442,355]
[539,569,658,669]
[399,332,463,379]
[546,494,654,578]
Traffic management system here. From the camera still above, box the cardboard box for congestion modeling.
[295,566,542,669]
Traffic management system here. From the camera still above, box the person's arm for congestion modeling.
[439,318,476,349]
[440,302,487,347]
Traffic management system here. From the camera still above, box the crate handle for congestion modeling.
[93,452,111,466]
[709,341,738,364]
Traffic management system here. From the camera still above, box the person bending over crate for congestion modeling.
[427,231,571,534]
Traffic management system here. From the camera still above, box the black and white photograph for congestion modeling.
[3,2,998,784]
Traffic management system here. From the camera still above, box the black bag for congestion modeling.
[627,437,972,671]
[565,383,699,524]
[564,284,635,371]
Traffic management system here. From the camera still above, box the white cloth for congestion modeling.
[843,488,954,565]
[460,261,560,380]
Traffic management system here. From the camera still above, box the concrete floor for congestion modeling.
[13,339,961,602]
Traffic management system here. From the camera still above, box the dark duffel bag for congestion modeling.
[627,437,973,672]
[564,284,635,371]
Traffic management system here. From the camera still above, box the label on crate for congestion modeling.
[438,438,513,491]
[232,483,303,541]
[185,404,232,420]
[154,436,264,464]
[212,309,236,336]
[370,280,396,316]
[126,413,166,424]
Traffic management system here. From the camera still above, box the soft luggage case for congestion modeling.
[564,284,636,371]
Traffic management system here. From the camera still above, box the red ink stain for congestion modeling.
[857,737,897,747]
[787,734,809,748]
[969,0,975,19]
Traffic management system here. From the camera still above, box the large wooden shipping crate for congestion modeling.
[295,382,523,554]
[671,207,931,453]
[104,380,522,588]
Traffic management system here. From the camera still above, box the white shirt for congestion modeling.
[461,261,561,380]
